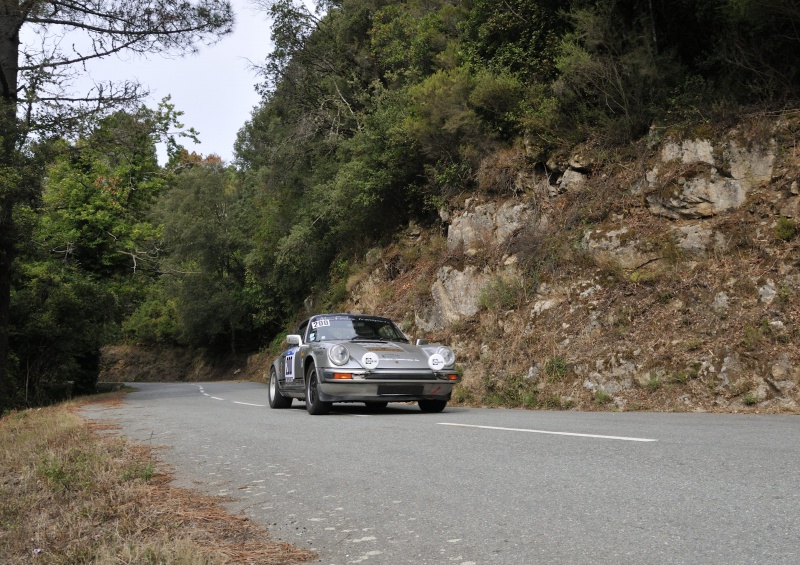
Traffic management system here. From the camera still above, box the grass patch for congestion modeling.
[544,356,568,382]
[594,390,613,404]
[479,276,525,311]
[642,374,662,391]
[774,217,797,241]
[483,373,539,408]
[742,392,758,406]
[0,397,315,564]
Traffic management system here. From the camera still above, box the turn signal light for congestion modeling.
[332,373,353,380]
[446,374,458,381]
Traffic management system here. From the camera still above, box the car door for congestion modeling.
[296,320,315,393]
[283,321,308,392]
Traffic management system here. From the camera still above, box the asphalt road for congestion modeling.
[81,381,800,565]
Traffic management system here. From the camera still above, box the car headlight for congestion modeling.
[328,344,350,366]
[436,346,455,367]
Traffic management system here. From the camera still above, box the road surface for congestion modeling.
[81,381,800,564]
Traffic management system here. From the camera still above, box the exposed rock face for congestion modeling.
[345,118,800,413]
[447,200,532,255]
[415,265,491,331]
[644,137,776,219]
[581,227,657,269]
[413,199,536,330]
[672,224,726,257]
[646,175,748,219]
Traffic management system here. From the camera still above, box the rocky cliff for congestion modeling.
[346,116,800,413]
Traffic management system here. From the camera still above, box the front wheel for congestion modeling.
[418,399,447,413]
[305,364,332,415]
[268,368,292,409]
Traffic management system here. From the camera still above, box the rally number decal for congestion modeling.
[285,353,295,382]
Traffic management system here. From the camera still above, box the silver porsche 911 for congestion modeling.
[268,313,460,415]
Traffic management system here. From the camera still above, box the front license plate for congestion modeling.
[377,385,424,396]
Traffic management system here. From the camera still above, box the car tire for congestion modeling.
[268,368,292,409]
[418,399,447,413]
[364,401,389,411]
[305,363,332,415]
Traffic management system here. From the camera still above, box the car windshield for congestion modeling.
[307,316,409,343]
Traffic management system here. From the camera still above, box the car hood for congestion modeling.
[341,341,441,370]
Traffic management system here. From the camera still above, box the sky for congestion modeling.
[103,0,272,163]
[28,0,277,164]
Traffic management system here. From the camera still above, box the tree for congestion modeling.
[0,0,233,407]
[153,158,254,352]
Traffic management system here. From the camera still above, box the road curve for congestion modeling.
[82,381,800,564]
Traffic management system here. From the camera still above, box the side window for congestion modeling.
[297,322,309,343]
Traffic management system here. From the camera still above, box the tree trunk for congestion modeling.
[0,4,21,407]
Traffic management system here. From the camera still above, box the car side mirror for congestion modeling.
[286,334,302,346]
[415,338,429,346]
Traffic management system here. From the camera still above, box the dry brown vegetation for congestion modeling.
[0,393,315,564]
[334,118,800,415]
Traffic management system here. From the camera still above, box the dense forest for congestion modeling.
[2,0,799,409]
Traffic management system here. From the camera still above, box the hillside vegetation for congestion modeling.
[5,0,800,412]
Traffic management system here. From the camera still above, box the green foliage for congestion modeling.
[544,356,567,382]
[594,389,613,404]
[462,0,566,82]
[121,461,155,483]
[742,392,758,406]
[153,161,257,352]
[5,106,185,405]
[483,373,539,408]
[479,277,524,311]
[775,217,797,241]
[371,1,466,85]
[552,2,682,143]
[122,297,179,346]
[39,110,166,277]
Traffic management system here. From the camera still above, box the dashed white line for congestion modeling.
[438,423,657,442]
[209,396,224,401]
[233,401,266,407]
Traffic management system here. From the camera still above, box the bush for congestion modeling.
[479,277,525,311]
[775,217,797,241]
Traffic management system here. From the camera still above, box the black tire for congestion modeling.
[305,363,332,415]
[364,401,389,411]
[418,399,447,413]
[268,368,292,409]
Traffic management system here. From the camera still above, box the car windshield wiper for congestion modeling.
[350,337,386,342]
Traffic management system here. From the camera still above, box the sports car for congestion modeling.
[268,313,459,415]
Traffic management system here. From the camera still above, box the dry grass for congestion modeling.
[0,393,316,564]
[335,135,800,414]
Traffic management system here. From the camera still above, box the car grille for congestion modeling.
[377,385,425,396]
[364,371,436,380]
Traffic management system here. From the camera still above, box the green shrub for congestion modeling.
[479,277,524,311]
[544,356,567,382]
[742,392,758,406]
[775,217,797,241]
[594,389,613,404]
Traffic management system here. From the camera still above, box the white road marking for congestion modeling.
[210,396,224,401]
[438,422,657,442]
[233,401,266,407]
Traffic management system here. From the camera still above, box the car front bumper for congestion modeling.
[318,368,458,402]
